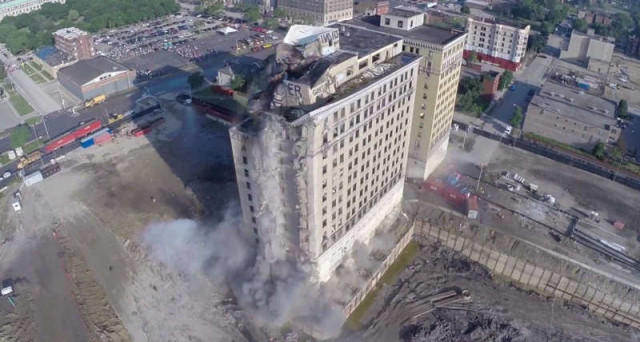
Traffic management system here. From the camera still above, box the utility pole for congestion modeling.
[41,114,50,140]
[475,163,484,193]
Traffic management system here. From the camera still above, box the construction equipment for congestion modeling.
[84,94,106,108]
[108,112,124,124]
[17,150,42,169]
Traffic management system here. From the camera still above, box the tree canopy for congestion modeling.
[498,71,513,90]
[0,0,180,54]
[188,72,205,89]
[617,99,628,119]
[511,107,523,128]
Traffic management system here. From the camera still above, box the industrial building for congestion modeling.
[53,27,95,60]
[559,29,614,74]
[0,0,64,21]
[347,11,467,180]
[277,0,352,26]
[463,17,529,71]
[229,25,420,281]
[523,81,620,149]
[57,56,136,101]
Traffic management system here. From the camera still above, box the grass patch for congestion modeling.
[344,287,381,331]
[10,125,31,149]
[29,73,46,84]
[29,61,42,71]
[7,90,34,116]
[344,241,420,330]
[25,117,41,126]
[41,70,54,80]
[380,241,419,285]
[22,63,36,75]
[523,132,593,158]
[22,138,43,154]
[0,153,9,166]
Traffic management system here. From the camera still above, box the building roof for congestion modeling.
[344,17,465,46]
[386,7,422,18]
[284,25,337,46]
[330,23,402,56]
[0,0,34,9]
[57,56,130,86]
[528,82,616,127]
[36,46,74,67]
[53,27,89,40]
[294,51,356,86]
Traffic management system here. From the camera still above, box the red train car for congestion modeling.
[45,133,76,153]
[72,120,102,140]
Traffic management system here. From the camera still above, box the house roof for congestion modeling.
[57,56,130,86]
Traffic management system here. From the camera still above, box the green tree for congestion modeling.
[527,34,547,52]
[460,5,470,14]
[615,136,627,158]
[273,8,286,18]
[573,18,588,32]
[511,107,524,128]
[592,142,606,160]
[265,18,279,29]
[231,75,246,91]
[617,99,628,119]
[244,7,261,23]
[498,71,513,90]
[188,72,205,89]
[207,2,224,16]
[0,61,6,80]
[468,51,477,63]
[68,9,79,21]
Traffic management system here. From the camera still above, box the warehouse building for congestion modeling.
[57,56,136,101]
[523,82,620,149]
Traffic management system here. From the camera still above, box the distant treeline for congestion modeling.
[0,0,180,54]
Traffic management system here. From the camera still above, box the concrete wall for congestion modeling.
[414,220,640,329]
[342,221,415,316]
[381,13,424,31]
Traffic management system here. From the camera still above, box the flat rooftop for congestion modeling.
[53,27,89,40]
[344,16,464,46]
[386,7,422,18]
[529,81,616,127]
[329,23,402,56]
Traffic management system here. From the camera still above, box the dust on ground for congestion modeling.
[354,242,639,342]
[0,100,255,341]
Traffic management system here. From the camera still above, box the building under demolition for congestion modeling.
[230,25,421,282]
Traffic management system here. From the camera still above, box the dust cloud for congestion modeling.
[140,205,345,339]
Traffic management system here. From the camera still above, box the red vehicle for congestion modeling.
[441,186,468,204]
[212,85,234,97]
[72,120,102,139]
[45,133,76,153]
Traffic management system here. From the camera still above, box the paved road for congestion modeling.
[0,53,61,115]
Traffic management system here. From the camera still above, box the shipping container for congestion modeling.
[94,132,112,144]
[72,120,103,139]
[467,196,478,219]
[24,171,43,187]
[80,138,95,148]
[45,133,76,153]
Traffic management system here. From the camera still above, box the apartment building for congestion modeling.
[230,25,420,281]
[464,17,529,71]
[348,11,467,180]
[53,27,95,60]
[0,0,65,21]
[277,0,352,26]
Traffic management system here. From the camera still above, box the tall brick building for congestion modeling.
[53,27,95,60]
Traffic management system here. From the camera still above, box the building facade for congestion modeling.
[230,25,420,281]
[277,0,352,26]
[53,27,95,60]
[0,0,64,21]
[348,13,466,180]
[559,29,614,65]
[463,17,529,71]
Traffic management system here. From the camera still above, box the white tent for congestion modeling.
[218,26,238,35]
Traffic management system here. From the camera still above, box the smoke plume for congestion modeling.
[140,204,345,339]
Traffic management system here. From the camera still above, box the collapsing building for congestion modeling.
[230,25,421,284]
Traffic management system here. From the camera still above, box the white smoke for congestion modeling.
[140,204,345,339]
